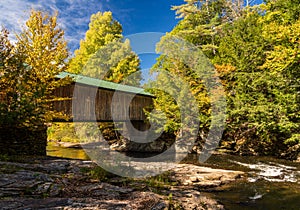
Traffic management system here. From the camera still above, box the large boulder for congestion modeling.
[110,132,175,153]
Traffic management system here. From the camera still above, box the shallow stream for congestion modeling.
[191,154,300,209]
[47,143,300,209]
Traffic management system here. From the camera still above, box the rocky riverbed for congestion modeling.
[0,157,244,209]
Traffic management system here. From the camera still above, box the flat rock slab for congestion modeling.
[0,159,166,209]
[170,164,244,189]
[0,195,166,210]
[0,158,244,209]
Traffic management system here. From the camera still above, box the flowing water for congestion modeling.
[191,154,300,210]
[47,144,300,209]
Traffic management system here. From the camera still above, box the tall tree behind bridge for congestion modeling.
[68,11,141,86]
[49,11,142,144]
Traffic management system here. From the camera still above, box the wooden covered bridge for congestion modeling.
[53,72,154,123]
[0,72,154,156]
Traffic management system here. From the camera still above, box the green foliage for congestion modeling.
[50,11,142,145]
[68,11,141,86]
[215,10,267,72]
[215,10,270,144]
[81,166,116,181]
[68,11,122,74]
[149,0,299,157]
[148,40,211,136]
[171,0,247,58]
[82,39,141,86]
[0,28,28,126]
[146,0,230,144]
[47,123,80,142]
[115,172,178,194]
[263,0,300,24]
[214,0,300,154]
[2,10,68,127]
[260,1,300,145]
[144,172,177,191]
[0,10,68,127]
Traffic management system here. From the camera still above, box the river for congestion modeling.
[47,143,300,209]
[189,154,300,209]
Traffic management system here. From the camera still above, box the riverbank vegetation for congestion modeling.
[149,0,299,159]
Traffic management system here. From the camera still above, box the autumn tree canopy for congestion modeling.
[68,11,141,86]
[0,10,69,127]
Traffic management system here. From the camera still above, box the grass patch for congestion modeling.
[80,166,118,181]
[143,172,178,193]
[113,171,178,194]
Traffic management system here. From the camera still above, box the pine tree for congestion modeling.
[171,0,247,58]
[260,0,300,146]
[148,0,300,157]
[214,0,300,155]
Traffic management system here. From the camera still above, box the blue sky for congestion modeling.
[0,0,263,78]
[103,0,186,71]
[0,0,185,74]
[104,0,185,35]
[0,0,184,51]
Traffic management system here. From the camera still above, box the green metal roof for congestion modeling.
[56,72,153,97]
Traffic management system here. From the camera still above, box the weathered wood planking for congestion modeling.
[52,83,153,122]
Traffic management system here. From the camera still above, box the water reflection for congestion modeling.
[212,180,300,210]
[47,142,90,160]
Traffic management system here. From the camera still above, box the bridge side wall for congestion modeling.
[53,83,153,122]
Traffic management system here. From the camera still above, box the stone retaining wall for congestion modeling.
[0,125,47,156]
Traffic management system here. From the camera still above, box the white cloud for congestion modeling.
[0,0,32,36]
[0,0,105,52]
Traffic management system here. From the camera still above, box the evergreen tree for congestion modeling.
[148,0,299,157]
[215,0,300,155]
[171,0,247,57]
[260,0,300,146]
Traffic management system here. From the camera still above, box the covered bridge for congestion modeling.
[53,72,154,122]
